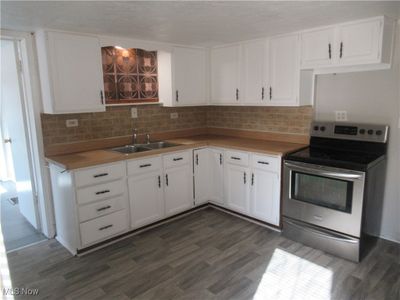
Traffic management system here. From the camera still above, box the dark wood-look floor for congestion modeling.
[5,208,400,300]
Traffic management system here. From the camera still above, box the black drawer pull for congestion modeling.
[95,190,110,195]
[257,161,269,165]
[93,173,108,178]
[99,224,113,231]
[173,157,183,161]
[140,164,152,168]
[97,205,111,212]
[231,157,241,160]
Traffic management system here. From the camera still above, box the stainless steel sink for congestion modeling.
[141,141,180,150]
[109,145,151,154]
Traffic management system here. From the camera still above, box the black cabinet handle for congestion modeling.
[97,205,111,212]
[236,88,239,101]
[269,86,272,100]
[195,154,199,165]
[165,174,169,186]
[231,156,241,160]
[140,164,152,168]
[93,173,108,178]
[95,190,110,195]
[340,42,343,58]
[219,153,222,165]
[99,224,113,231]
[257,161,270,165]
[244,172,246,184]
[176,90,179,102]
[328,43,332,59]
[100,90,104,104]
[173,157,183,161]
[251,173,254,186]
[158,175,161,188]
[262,87,265,100]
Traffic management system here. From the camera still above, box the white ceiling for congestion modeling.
[2,1,400,46]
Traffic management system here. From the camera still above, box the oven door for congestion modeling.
[283,160,365,237]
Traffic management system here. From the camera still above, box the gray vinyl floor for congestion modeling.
[0,181,46,252]
[5,207,400,300]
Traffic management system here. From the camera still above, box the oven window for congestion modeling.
[291,171,353,213]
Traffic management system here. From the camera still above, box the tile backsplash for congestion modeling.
[41,105,313,146]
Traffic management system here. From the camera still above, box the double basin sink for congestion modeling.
[109,141,180,154]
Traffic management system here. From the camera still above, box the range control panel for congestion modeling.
[311,122,389,143]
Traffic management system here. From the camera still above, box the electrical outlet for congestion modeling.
[131,107,138,119]
[66,119,78,127]
[335,111,348,122]
[170,112,178,119]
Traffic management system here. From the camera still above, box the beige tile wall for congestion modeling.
[41,105,313,146]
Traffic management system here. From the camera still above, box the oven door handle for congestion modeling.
[284,161,363,180]
[285,218,359,244]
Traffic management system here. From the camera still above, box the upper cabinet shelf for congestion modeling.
[300,16,395,74]
[36,31,106,114]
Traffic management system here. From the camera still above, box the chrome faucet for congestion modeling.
[132,128,138,145]
[146,133,151,144]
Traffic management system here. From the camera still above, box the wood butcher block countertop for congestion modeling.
[46,133,308,170]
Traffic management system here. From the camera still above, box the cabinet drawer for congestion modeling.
[163,151,190,168]
[74,162,125,187]
[127,156,162,176]
[251,154,281,172]
[76,179,125,205]
[226,150,249,166]
[78,195,127,222]
[80,209,128,247]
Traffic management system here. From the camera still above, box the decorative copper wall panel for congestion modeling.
[101,46,158,104]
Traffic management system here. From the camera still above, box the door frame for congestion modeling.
[0,29,55,238]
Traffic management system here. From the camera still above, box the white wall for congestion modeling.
[314,23,400,243]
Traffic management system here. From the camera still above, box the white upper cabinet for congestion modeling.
[300,16,395,73]
[241,40,267,104]
[301,26,336,69]
[268,34,301,106]
[36,31,105,114]
[211,44,241,104]
[159,46,207,106]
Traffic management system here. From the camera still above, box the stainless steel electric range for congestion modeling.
[283,121,389,262]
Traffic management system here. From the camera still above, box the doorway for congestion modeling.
[0,38,45,251]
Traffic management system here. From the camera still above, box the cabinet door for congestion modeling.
[301,27,336,69]
[268,34,300,105]
[225,163,250,214]
[337,18,382,65]
[128,172,164,228]
[164,164,193,216]
[47,31,105,113]
[173,47,207,106]
[242,40,267,104]
[250,169,280,226]
[194,149,210,205]
[211,45,241,104]
[209,149,224,205]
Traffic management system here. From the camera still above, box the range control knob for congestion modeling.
[359,129,366,134]
[313,126,319,131]
[320,126,326,132]
[367,129,374,135]
[376,130,383,136]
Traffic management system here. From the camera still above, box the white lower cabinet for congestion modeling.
[209,148,224,205]
[225,163,250,214]
[128,171,164,228]
[194,148,210,205]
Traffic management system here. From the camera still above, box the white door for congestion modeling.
[193,149,209,205]
[250,169,280,225]
[128,172,164,228]
[225,163,250,214]
[301,27,336,68]
[337,18,382,65]
[242,40,267,104]
[46,31,105,113]
[268,34,300,105]
[211,44,241,104]
[0,39,39,228]
[209,149,224,205]
[164,165,193,216]
[173,47,207,106]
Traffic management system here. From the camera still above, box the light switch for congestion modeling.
[66,119,78,127]
[131,107,138,119]
[170,112,178,119]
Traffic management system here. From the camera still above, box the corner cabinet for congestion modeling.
[35,31,105,114]
[158,47,208,106]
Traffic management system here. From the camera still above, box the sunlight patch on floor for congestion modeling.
[0,185,6,195]
[253,248,332,300]
[15,181,32,193]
